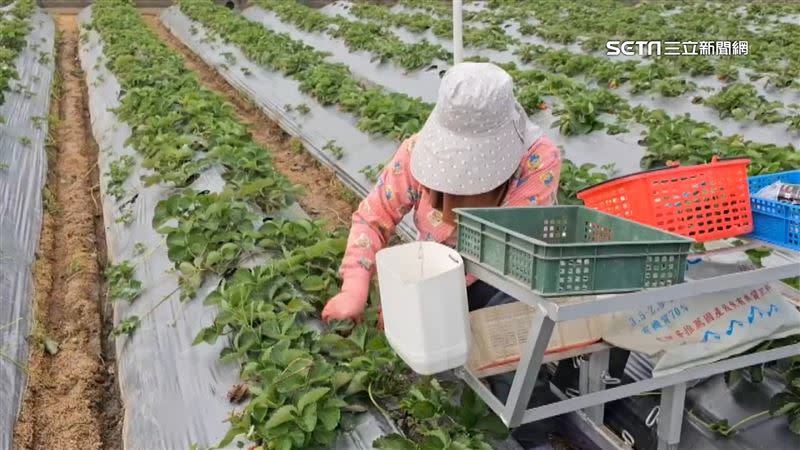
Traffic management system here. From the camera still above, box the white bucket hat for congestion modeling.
[411,62,541,196]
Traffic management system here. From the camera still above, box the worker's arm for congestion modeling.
[322,137,421,321]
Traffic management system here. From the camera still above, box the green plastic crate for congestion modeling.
[455,206,693,296]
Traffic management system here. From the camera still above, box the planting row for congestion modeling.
[83,0,509,448]
[0,0,55,445]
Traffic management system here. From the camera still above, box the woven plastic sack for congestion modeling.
[604,283,800,377]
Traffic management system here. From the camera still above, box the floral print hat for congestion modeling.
[411,62,541,196]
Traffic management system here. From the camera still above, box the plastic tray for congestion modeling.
[577,157,753,242]
[748,170,800,250]
[455,206,692,296]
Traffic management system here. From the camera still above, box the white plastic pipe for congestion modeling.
[453,0,463,64]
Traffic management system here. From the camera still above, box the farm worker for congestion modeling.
[321,62,562,322]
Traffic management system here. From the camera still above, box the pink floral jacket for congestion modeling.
[339,133,562,297]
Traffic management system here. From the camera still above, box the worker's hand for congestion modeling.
[321,291,368,322]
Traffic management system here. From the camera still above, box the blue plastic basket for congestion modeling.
[748,170,800,250]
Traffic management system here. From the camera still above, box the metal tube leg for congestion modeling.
[503,306,555,427]
[657,382,687,450]
[579,349,610,424]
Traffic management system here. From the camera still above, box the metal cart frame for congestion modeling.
[456,242,800,450]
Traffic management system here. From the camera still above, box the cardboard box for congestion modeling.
[467,301,608,378]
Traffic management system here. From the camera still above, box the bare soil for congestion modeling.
[142,15,359,228]
[13,15,122,450]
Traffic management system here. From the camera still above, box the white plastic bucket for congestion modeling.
[375,241,471,375]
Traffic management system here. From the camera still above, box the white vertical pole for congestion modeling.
[453,0,463,64]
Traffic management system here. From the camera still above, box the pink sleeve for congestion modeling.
[338,138,422,298]
[503,134,562,207]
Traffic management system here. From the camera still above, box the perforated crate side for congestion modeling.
[748,170,800,250]
[457,217,483,260]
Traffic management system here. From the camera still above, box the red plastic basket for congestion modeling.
[577,157,753,242]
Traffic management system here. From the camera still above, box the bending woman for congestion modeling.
[322,62,562,322]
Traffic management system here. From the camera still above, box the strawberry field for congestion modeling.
[1,1,799,450]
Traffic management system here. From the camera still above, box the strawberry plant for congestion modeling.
[376,386,507,449]
[715,62,739,82]
[285,103,310,116]
[653,79,695,98]
[351,3,433,33]
[535,25,578,44]
[551,89,624,136]
[0,0,34,106]
[770,361,800,436]
[105,261,142,302]
[462,24,516,51]
[398,0,451,15]
[322,140,344,160]
[328,20,449,71]
[558,160,615,205]
[789,115,800,133]
[359,163,385,183]
[515,84,544,114]
[152,189,263,299]
[638,113,720,168]
[629,62,680,95]
[716,134,800,175]
[107,155,135,201]
[111,315,141,337]
[295,103,310,115]
[257,0,330,33]
[665,56,715,78]
[764,65,800,90]
[353,89,431,140]
[704,83,785,124]
[552,99,604,136]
